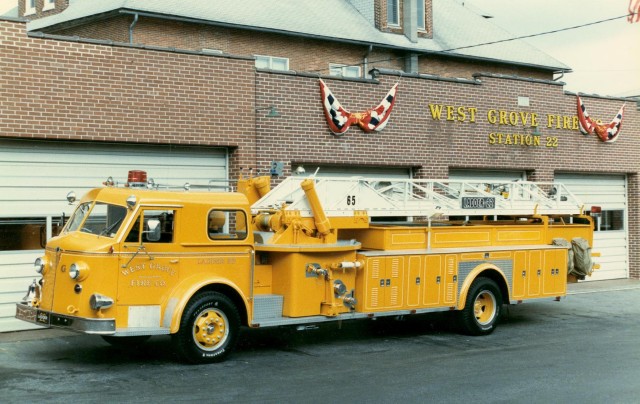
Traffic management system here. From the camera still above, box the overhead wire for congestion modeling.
[305,13,634,75]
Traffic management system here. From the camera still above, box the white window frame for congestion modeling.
[24,0,37,16]
[387,0,400,26]
[417,0,426,31]
[329,64,361,78]
[43,0,56,12]
[254,55,289,71]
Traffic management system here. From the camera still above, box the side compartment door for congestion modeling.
[443,254,458,305]
[527,250,542,297]
[363,256,404,311]
[406,256,422,307]
[543,249,567,296]
[512,251,527,299]
[423,255,443,307]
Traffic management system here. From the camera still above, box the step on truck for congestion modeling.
[16,170,597,363]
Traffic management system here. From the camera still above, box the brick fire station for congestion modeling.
[0,0,638,331]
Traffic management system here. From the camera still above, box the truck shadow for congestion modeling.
[30,308,545,365]
[236,311,459,353]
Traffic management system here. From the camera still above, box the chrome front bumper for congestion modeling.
[15,303,115,334]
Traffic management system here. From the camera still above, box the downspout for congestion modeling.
[363,45,373,78]
[129,13,139,44]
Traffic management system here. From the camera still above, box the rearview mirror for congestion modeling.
[144,219,161,242]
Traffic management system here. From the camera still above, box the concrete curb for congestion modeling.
[567,279,640,295]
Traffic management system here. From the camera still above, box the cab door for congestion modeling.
[117,208,181,329]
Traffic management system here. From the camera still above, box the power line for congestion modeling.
[306,13,633,75]
[441,14,631,52]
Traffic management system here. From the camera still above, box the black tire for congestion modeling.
[101,335,151,348]
[172,291,240,364]
[458,277,502,336]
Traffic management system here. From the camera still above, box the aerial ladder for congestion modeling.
[251,176,584,220]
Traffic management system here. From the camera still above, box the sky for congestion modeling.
[464,0,640,97]
[1,0,638,97]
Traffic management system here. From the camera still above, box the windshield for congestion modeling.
[66,202,128,238]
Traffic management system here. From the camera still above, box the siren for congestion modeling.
[127,170,148,188]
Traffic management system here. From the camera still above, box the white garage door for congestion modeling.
[448,169,526,183]
[309,165,411,179]
[0,139,227,332]
[555,173,628,281]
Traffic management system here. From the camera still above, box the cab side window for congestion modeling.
[125,209,176,243]
[208,210,247,240]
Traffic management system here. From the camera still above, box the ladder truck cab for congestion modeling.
[16,170,597,363]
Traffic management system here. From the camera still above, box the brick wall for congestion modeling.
[54,15,131,43]
[0,19,257,178]
[255,72,639,177]
[423,55,552,81]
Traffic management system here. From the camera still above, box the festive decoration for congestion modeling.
[576,96,626,143]
[319,79,398,135]
[629,0,640,23]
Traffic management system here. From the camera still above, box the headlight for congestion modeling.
[69,261,90,281]
[34,257,47,274]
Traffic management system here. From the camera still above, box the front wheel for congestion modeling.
[458,277,502,336]
[172,291,240,364]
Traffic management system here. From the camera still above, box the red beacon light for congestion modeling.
[590,206,602,217]
[127,170,148,188]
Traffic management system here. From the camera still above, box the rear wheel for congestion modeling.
[459,277,502,336]
[173,291,240,364]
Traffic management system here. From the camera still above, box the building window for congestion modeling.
[24,0,37,16]
[255,55,289,71]
[387,0,400,26]
[588,209,625,232]
[43,0,56,11]
[417,0,426,30]
[329,64,361,78]
[0,217,64,251]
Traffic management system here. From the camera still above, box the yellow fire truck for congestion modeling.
[16,170,595,363]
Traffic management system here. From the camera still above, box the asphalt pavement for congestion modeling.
[1,279,639,403]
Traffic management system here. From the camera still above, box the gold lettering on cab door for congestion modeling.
[121,262,176,288]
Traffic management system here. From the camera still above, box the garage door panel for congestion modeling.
[0,252,41,267]
[0,278,34,299]
[589,268,627,281]
[313,166,410,179]
[0,305,15,319]
[0,317,39,332]
[448,169,526,183]
[595,248,629,261]
[0,258,38,280]
[3,164,226,185]
[1,201,76,217]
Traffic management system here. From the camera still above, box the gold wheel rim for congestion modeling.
[474,290,497,325]
[193,308,229,351]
